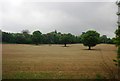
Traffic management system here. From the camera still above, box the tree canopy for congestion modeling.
[32,31,42,45]
[60,33,74,47]
[81,30,100,50]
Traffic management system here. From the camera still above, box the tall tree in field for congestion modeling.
[32,30,42,45]
[81,30,100,50]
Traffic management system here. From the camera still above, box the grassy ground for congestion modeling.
[2,44,118,79]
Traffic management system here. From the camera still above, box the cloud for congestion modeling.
[0,1,118,38]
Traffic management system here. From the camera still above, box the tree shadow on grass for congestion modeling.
[61,46,70,47]
[32,44,41,46]
[82,48,101,51]
[32,44,46,46]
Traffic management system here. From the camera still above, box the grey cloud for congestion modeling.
[1,1,118,38]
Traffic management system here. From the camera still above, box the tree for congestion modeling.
[32,31,42,45]
[114,26,120,67]
[113,1,120,80]
[106,38,114,44]
[74,36,82,44]
[99,35,114,44]
[0,30,1,43]
[22,30,30,34]
[14,33,26,44]
[47,30,60,44]
[114,1,120,69]
[22,30,32,44]
[81,30,100,50]
[60,33,73,47]
[100,35,108,43]
[2,32,15,43]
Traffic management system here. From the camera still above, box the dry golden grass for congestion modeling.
[2,44,118,79]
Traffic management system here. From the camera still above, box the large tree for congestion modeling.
[32,31,42,45]
[81,30,100,50]
[60,33,73,47]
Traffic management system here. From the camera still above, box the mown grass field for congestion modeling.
[2,44,118,79]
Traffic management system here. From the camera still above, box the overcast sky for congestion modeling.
[0,0,118,38]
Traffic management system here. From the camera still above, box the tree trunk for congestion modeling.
[35,43,39,45]
[64,43,67,47]
[88,46,91,50]
[36,43,38,45]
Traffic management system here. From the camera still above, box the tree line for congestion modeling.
[2,29,115,46]
[2,30,81,45]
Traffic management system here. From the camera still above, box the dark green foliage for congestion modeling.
[113,3,120,74]
[116,3,120,74]
[81,30,100,50]
[115,26,120,37]
[106,38,114,44]
[99,35,114,44]
[46,31,59,44]
[2,30,81,45]
[114,26,120,67]
[115,37,120,45]
[76,36,82,43]
[14,33,26,44]
[60,33,73,47]
[22,30,32,44]
[41,34,49,44]
[2,30,32,44]
[2,32,15,43]
[32,31,42,45]
[2,29,114,46]
[0,30,2,43]
[99,35,108,43]
[117,46,120,66]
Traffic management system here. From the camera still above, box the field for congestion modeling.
[2,44,118,79]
